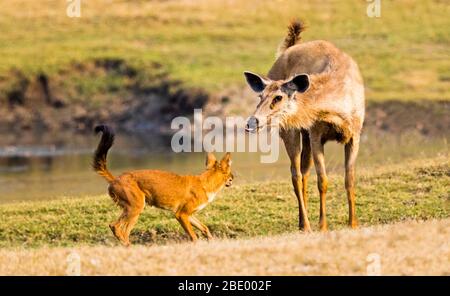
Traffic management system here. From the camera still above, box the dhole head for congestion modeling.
[243,71,310,133]
[205,152,233,187]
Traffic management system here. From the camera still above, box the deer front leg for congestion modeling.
[345,137,360,229]
[281,129,311,232]
[311,133,328,231]
[300,130,313,209]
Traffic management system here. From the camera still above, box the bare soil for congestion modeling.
[0,59,213,135]
[0,59,448,140]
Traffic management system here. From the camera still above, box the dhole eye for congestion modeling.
[272,95,282,104]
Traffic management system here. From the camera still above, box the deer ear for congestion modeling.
[220,152,232,168]
[282,73,310,96]
[206,153,216,169]
[244,71,269,93]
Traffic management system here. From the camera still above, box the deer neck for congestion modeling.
[282,98,318,130]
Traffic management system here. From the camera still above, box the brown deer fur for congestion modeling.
[244,19,365,232]
[92,125,233,246]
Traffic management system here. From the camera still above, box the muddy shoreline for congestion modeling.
[0,59,448,144]
[1,100,448,148]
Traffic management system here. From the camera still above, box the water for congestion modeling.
[0,129,447,203]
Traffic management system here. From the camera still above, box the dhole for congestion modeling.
[92,125,233,246]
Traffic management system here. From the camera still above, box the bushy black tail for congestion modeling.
[92,125,115,183]
[277,19,306,57]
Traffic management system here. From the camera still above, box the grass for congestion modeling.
[0,0,449,101]
[0,156,448,248]
[1,219,448,275]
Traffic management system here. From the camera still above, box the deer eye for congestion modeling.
[272,95,283,104]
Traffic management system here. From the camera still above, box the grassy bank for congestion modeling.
[0,156,448,248]
[1,0,449,101]
[1,219,448,275]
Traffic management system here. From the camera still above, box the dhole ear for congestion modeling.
[206,153,217,169]
[281,73,310,96]
[220,152,232,168]
[244,71,270,93]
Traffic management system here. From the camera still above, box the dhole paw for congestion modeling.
[109,224,129,245]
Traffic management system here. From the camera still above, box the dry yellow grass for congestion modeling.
[1,219,448,275]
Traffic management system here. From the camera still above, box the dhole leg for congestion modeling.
[109,212,128,245]
[121,206,144,246]
[311,134,328,231]
[345,137,360,229]
[176,212,198,242]
[110,204,144,247]
[109,190,145,246]
[190,216,213,240]
[281,129,311,232]
[301,130,313,209]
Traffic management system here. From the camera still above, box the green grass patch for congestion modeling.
[0,0,449,101]
[0,157,448,248]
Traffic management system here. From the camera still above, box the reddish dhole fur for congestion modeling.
[93,125,233,246]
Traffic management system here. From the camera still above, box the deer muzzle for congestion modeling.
[245,116,259,133]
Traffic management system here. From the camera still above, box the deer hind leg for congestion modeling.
[311,133,328,231]
[345,136,360,229]
[281,129,311,232]
[190,216,213,240]
[301,130,313,210]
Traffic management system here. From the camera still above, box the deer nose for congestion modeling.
[245,116,259,133]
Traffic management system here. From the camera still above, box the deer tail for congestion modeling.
[276,19,306,58]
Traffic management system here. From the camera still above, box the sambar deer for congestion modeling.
[244,20,365,232]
